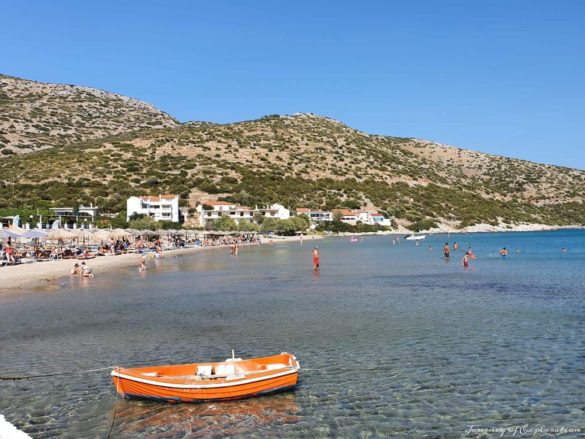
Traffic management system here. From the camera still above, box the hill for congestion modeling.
[0,74,178,155]
[0,75,583,230]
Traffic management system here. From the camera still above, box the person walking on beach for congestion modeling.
[443,242,450,259]
[4,243,15,264]
[312,246,320,270]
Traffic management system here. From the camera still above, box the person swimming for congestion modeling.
[499,247,508,258]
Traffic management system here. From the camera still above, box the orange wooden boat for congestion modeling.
[111,352,300,403]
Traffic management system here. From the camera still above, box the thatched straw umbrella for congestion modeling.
[111,228,133,238]
[46,229,77,240]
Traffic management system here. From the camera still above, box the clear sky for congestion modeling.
[2,0,584,169]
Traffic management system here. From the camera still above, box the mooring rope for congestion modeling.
[1,365,398,381]
[0,366,113,381]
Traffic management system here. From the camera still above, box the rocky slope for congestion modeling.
[0,75,583,230]
[0,74,178,155]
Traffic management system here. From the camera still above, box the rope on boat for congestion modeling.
[0,366,112,381]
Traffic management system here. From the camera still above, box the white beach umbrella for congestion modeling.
[21,229,47,239]
[0,229,21,239]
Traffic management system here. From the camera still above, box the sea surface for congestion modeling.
[0,231,584,438]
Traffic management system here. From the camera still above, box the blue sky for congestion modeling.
[2,0,584,169]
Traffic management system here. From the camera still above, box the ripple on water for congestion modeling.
[1,232,585,437]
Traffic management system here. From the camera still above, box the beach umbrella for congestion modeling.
[46,229,77,240]
[111,228,132,238]
[0,229,21,239]
[92,229,112,240]
[76,228,94,238]
[21,229,47,239]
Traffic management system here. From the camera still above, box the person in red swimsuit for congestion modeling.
[312,246,320,270]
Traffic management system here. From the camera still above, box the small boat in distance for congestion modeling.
[350,236,359,242]
[111,352,300,403]
[405,234,426,241]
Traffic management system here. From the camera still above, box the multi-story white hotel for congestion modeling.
[127,194,180,222]
[196,201,290,228]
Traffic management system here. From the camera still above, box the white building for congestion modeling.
[336,209,358,225]
[296,208,333,222]
[257,203,290,220]
[197,201,291,228]
[127,194,180,222]
[350,210,392,227]
[196,201,253,227]
[369,211,392,227]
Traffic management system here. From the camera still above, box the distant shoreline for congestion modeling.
[396,224,585,235]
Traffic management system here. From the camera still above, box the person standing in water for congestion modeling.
[443,242,451,259]
[499,247,508,258]
[312,246,320,270]
[462,253,470,269]
[453,242,459,252]
[139,256,147,272]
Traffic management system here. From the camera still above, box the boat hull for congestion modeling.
[112,371,298,403]
[111,353,300,403]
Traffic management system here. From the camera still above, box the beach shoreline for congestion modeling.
[0,235,320,294]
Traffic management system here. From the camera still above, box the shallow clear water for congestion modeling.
[1,231,584,438]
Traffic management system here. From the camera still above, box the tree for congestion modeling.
[238,220,259,232]
[291,215,310,232]
[129,216,159,231]
[214,215,237,231]
[129,212,146,221]
[253,212,265,225]
[260,217,279,233]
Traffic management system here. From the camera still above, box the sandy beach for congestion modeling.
[0,235,320,293]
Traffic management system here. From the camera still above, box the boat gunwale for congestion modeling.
[111,367,298,389]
